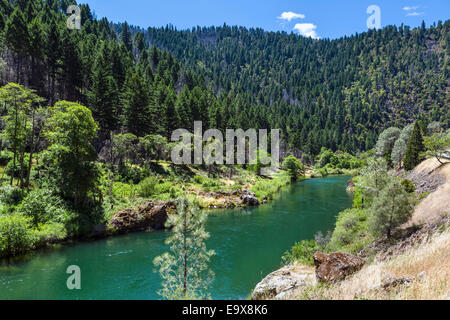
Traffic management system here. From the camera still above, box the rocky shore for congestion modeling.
[105,189,261,236]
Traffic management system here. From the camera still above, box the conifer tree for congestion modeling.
[368,180,413,238]
[121,70,150,136]
[403,121,425,170]
[87,43,119,133]
[4,8,30,83]
[154,199,215,300]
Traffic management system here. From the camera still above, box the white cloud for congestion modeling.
[406,11,424,16]
[403,6,419,11]
[278,11,305,22]
[293,23,319,39]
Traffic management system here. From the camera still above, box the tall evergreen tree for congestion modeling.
[121,70,150,136]
[153,199,215,300]
[403,121,425,170]
[87,43,119,133]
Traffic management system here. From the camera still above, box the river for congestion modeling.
[0,175,352,300]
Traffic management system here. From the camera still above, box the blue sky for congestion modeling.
[81,0,450,39]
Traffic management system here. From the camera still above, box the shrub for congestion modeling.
[137,176,158,197]
[368,181,413,238]
[18,189,68,226]
[282,240,321,266]
[5,156,29,177]
[0,185,24,205]
[251,180,279,201]
[112,182,135,199]
[401,178,416,193]
[328,209,368,254]
[118,165,149,184]
[281,155,305,181]
[193,175,207,185]
[31,222,67,246]
[0,150,12,166]
[155,182,173,194]
[0,214,33,258]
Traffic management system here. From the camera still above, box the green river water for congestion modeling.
[0,175,352,300]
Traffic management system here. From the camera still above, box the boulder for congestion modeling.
[110,201,176,233]
[313,251,364,283]
[380,274,413,291]
[251,265,316,300]
[241,191,259,206]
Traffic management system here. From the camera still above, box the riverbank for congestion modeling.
[0,160,297,259]
[0,175,353,299]
[252,158,450,300]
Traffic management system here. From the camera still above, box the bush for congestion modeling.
[118,165,149,184]
[0,214,33,258]
[282,239,321,266]
[328,209,368,254]
[401,178,416,193]
[112,182,135,199]
[5,156,29,177]
[18,189,68,226]
[193,175,207,185]
[137,176,158,197]
[0,150,12,166]
[31,222,67,246]
[0,185,24,205]
[251,180,279,201]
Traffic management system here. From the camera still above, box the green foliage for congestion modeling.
[368,180,414,238]
[5,155,29,176]
[391,124,413,167]
[154,199,215,300]
[0,214,33,258]
[136,176,158,197]
[423,131,450,165]
[355,158,392,207]
[316,148,363,170]
[111,182,136,200]
[17,189,67,226]
[328,209,369,254]
[44,101,100,207]
[0,150,12,166]
[281,155,305,181]
[281,239,321,266]
[401,179,416,193]
[375,127,401,166]
[250,174,290,201]
[30,222,67,246]
[403,121,425,171]
[0,185,24,205]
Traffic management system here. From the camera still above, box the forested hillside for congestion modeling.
[145,22,449,155]
[0,0,448,159]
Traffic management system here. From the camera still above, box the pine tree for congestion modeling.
[87,43,119,133]
[121,70,150,136]
[4,8,30,83]
[120,22,133,52]
[368,180,413,238]
[153,199,215,300]
[403,121,425,170]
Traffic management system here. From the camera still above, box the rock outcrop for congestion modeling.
[241,191,259,206]
[202,189,260,208]
[313,251,365,283]
[110,201,177,233]
[251,265,316,300]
